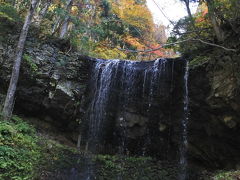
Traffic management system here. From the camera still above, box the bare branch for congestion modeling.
[192,39,237,52]
[117,38,237,53]
[151,0,175,26]
[117,38,193,53]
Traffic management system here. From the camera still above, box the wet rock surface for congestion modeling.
[80,58,186,161]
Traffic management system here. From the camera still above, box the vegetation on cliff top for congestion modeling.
[170,0,240,66]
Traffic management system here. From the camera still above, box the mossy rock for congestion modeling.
[212,170,240,180]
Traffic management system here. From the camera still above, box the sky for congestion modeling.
[146,0,198,34]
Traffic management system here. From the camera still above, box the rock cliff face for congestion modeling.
[0,36,240,170]
[188,52,240,169]
[0,36,92,132]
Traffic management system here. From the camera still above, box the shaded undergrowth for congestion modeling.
[0,115,239,180]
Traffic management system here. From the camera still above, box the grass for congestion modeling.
[0,114,80,180]
[213,170,240,180]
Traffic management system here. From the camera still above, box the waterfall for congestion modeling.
[81,58,187,179]
[149,59,167,108]
[119,60,136,153]
[84,59,120,180]
[84,58,177,154]
[87,59,120,151]
[179,61,189,180]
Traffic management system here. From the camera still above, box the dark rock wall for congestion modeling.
[188,52,240,169]
[0,36,91,133]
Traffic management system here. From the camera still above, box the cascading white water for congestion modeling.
[87,58,170,145]
[179,61,189,180]
[85,60,120,180]
[82,58,187,179]
[149,59,167,108]
[88,60,120,148]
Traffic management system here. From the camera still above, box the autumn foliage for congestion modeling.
[0,0,174,60]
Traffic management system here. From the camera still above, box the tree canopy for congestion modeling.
[170,0,239,58]
[0,0,174,60]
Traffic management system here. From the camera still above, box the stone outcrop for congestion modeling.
[0,36,92,132]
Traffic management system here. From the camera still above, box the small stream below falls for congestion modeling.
[72,58,189,180]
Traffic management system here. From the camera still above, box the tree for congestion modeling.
[59,0,73,38]
[2,0,39,120]
[180,0,224,41]
[205,0,224,41]
[181,0,194,23]
[34,0,52,26]
[1,0,161,59]
[180,0,201,31]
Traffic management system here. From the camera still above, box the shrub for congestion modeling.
[0,115,41,180]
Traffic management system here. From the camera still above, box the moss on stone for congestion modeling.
[94,155,178,180]
[189,55,210,68]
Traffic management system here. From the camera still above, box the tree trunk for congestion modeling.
[206,0,224,42]
[2,0,39,120]
[35,0,52,26]
[59,17,70,38]
[210,15,224,42]
[59,0,73,38]
[183,0,196,30]
[52,17,61,34]
[184,0,193,20]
